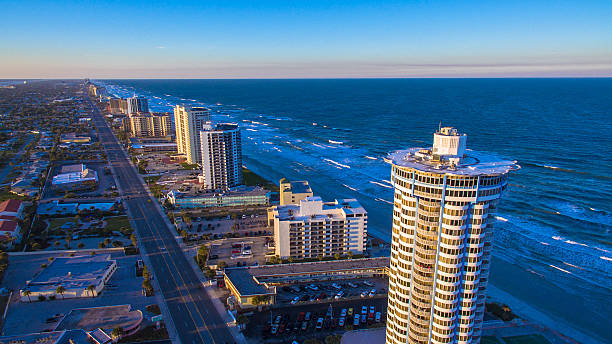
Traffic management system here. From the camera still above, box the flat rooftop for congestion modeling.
[27,255,115,292]
[0,330,90,344]
[388,148,519,176]
[224,257,389,297]
[289,180,312,194]
[55,305,142,332]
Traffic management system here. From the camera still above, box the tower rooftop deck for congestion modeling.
[388,147,519,176]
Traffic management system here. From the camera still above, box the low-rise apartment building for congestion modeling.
[270,196,367,259]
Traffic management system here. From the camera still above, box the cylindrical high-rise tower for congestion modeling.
[385,127,519,344]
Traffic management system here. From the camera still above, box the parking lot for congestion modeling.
[244,296,387,343]
[275,277,388,305]
[42,162,117,200]
[205,236,273,268]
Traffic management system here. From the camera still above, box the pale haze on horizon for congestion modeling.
[1,0,611,79]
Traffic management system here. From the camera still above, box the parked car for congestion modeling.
[353,314,360,326]
[360,291,368,298]
[340,309,347,317]
[291,296,300,304]
[368,288,376,297]
[298,312,305,322]
[301,321,308,331]
[271,325,278,335]
[347,282,358,288]
[338,317,345,327]
[375,312,382,322]
[360,314,366,324]
[316,318,324,330]
[331,283,341,290]
[274,315,282,324]
[305,312,311,321]
[363,281,375,287]
[348,308,354,316]
[369,306,375,314]
[334,291,345,299]
[307,284,319,291]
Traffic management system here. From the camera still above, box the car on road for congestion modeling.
[316,318,324,330]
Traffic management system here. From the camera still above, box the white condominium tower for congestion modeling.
[126,96,149,115]
[199,123,242,190]
[270,196,367,259]
[385,127,518,344]
[174,105,211,164]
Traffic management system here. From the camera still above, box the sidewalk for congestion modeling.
[184,246,248,344]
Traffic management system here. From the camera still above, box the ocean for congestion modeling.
[98,78,612,343]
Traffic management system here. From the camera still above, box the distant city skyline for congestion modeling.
[1,0,611,78]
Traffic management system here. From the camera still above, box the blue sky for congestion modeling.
[1,0,611,78]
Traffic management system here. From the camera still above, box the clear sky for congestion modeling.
[1,0,611,78]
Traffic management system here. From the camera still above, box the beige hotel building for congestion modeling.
[385,127,518,344]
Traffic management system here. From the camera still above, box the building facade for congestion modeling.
[199,123,242,190]
[174,105,211,164]
[126,96,149,115]
[271,196,367,259]
[129,113,171,137]
[166,186,270,209]
[385,127,519,344]
[280,179,313,206]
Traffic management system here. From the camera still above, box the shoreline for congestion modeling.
[246,163,604,344]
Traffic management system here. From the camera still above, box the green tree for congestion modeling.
[334,253,341,260]
[217,261,227,270]
[205,268,217,279]
[325,335,341,344]
[86,284,96,297]
[111,327,123,340]
[55,285,66,300]
[236,314,249,330]
[252,295,271,306]
[22,289,32,303]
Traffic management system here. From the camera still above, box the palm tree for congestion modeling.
[22,289,31,303]
[56,285,66,300]
[86,284,96,297]
[111,327,123,340]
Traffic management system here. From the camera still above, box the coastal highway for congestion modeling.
[87,96,235,344]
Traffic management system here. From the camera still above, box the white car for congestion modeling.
[363,281,375,287]
[334,291,344,299]
[360,291,368,298]
[347,282,358,288]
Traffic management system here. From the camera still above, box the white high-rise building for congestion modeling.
[199,123,242,190]
[385,127,518,344]
[270,196,367,259]
[126,96,149,115]
[173,105,211,164]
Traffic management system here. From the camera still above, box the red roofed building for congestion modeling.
[0,219,21,247]
[0,199,24,219]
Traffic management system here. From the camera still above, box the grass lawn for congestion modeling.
[481,336,503,344]
[242,167,279,192]
[47,217,76,232]
[104,216,132,231]
[503,334,551,344]
[180,162,199,170]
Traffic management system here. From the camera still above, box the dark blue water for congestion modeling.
[100,78,612,342]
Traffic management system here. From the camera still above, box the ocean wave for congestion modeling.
[364,155,378,160]
[323,158,350,169]
[342,183,358,191]
[328,140,343,144]
[370,181,393,189]
[245,128,258,132]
